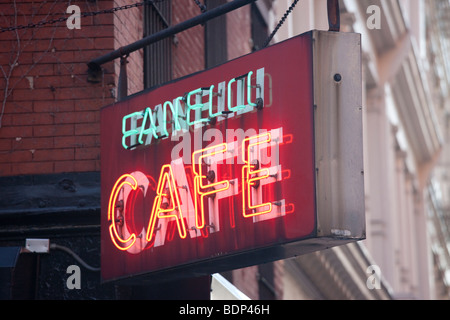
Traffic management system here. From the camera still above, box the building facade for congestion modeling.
[262,0,450,300]
[0,0,449,300]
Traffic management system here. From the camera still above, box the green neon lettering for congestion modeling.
[163,100,181,137]
[121,68,264,150]
[175,97,188,133]
[228,77,247,112]
[208,85,221,119]
[247,71,257,107]
[138,107,158,145]
[186,88,209,126]
[122,112,142,149]
[227,78,236,112]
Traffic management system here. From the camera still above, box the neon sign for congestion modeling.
[108,129,292,254]
[100,31,365,283]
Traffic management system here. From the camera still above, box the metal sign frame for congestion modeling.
[100,30,364,284]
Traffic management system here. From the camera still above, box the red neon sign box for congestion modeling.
[100,30,365,284]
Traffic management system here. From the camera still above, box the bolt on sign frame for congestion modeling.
[100,30,364,284]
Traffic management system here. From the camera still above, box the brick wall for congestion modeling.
[0,0,289,300]
[172,0,205,79]
[172,1,252,78]
[233,265,260,299]
[113,0,143,96]
[231,261,285,300]
[0,1,253,177]
[227,5,252,61]
[0,0,116,177]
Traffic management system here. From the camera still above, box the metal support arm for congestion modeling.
[327,0,340,32]
[87,0,256,72]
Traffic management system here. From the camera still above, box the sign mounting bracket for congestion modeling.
[327,0,340,32]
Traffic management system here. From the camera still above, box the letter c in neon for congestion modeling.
[108,174,138,251]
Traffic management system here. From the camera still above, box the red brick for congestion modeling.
[12,64,55,78]
[12,137,54,150]
[20,39,56,52]
[54,135,99,149]
[6,113,55,126]
[2,14,49,27]
[10,162,54,176]
[0,29,21,41]
[227,6,252,60]
[33,124,74,137]
[52,112,75,125]
[33,75,76,89]
[94,37,114,50]
[92,13,114,26]
[31,26,74,41]
[34,100,74,113]
[0,4,19,17]
[12,88,54,101]
[0,163,12,176]
[0,139,12,151]
[53,159,97,173]
[33,148,74,162]
[76,111,99,123]
[1,113,54,127]
[54,111,98,124]
[0,52,34,66]
[3,101,33,114]
[0,41,15,53]
[75,123,100,136]
[75,98,113,111]
[0,150,33,163]
[54,87,104,100]
[74,25,114,39]
[0,114,13,127]
[52,38,96,51]
[23,2,68,16]
[75,147,100,160]
[232,266,259,300]
[0,126,33,138]
[94,159,101,171]
[0,0,149,177]
[53,160,75,173]
[2,77,33,90]
[33,51,75,65]
[72,49,114,63]
[54,62,89,76]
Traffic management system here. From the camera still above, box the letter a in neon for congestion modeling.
[146,164,187,242]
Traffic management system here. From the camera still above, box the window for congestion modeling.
[251,2,269,51]
[205,0,228,68]
[258,262,276,299]
[144,1,172,89]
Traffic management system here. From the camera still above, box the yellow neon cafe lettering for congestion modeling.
[192,143,230,229]
[146,164,187,242]
[108,174,138,251]
[242,133,273,218]
[109,128,292,252]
